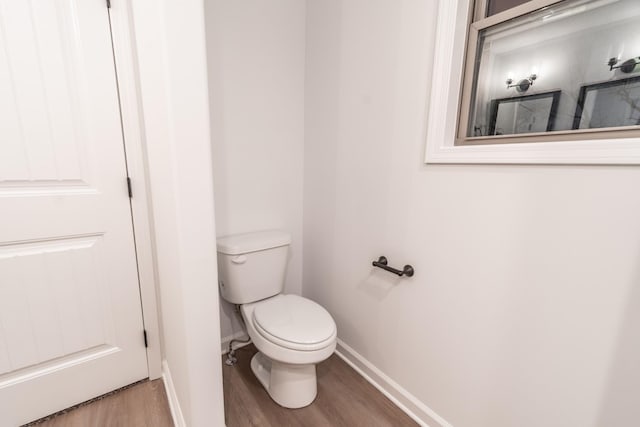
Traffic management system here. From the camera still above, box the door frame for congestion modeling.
[107,0,227,423]
[108,0,162,380]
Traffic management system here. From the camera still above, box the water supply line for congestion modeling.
[224,305,251,366]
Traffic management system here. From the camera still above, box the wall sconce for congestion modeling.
[607,57,640,73]
[506,74,537,93]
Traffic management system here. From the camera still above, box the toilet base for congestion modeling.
[251,351,317,409]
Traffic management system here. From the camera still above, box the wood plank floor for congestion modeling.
[27,379,173,427]
[223,344,418,427]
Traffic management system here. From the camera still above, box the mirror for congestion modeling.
[488,91,561,136]
[573,76,640,129]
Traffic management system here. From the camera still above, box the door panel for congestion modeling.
[0,0,85,183]
[0,235,117,374]
[0,0,148,424]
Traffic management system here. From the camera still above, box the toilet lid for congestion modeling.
[253,294,336,350]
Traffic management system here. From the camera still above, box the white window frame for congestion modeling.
[424,0,640,165]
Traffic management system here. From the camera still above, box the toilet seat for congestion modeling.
[252,294,336,351]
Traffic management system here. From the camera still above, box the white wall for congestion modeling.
[131,0,225,425]
[304,1,640,426]
[205,0,306,341]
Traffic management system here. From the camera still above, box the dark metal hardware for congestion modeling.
[372,256,414,277]
[143,330,148,348]
[127,177,133,198]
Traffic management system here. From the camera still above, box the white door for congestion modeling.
[0,1,148,425]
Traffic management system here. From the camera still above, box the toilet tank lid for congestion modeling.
[216,230,291,255]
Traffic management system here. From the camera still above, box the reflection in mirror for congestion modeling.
[489,91,560,136]
[574,76,640,129]
[465,0,640,141]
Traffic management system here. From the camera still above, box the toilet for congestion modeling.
[216,230,337,409]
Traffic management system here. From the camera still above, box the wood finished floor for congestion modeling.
[223,344,418,427]
[28,379,173,427]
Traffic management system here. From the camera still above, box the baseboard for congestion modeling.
[220,330,251,355]
[162,360,186,427]
[335,338,453,427]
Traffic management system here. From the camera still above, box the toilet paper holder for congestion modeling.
[372,256,414,277]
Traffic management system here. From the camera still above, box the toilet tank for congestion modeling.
[216,230,291,304]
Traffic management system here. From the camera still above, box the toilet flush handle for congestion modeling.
[231,255,247,264]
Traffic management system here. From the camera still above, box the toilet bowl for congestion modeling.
[241,294,336,408]
[216,230,337,408]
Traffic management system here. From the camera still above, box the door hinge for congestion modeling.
[143,330,148,348]
[127,177,133,198]
[106,0,111,8]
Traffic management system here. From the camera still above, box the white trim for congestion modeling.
[424,0,468,164]
[335,339,453,427]
[129,0,226,423]
[220,331,252,355]
[162,361,186,427]
[424,0,640,165]
[108,0,163,379]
